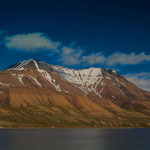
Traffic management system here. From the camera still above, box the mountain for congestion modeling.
[0,59,150,128]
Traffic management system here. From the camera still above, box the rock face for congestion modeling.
[0,59,150,128]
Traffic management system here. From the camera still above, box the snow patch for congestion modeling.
[112,70,117,73]
[8,59,33,70]
[17,74,25,85]
[0,82,11,87]
[63,90,69,93]
[30,76,42,87]
[51,66,104,97]
[105,76,110,80]
[33,60,61,92]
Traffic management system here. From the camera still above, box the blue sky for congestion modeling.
[0,0,150,91]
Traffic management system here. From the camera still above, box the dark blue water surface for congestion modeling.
[0,128,150,150]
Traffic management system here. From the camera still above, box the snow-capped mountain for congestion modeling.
[1,59,150,127]
[2,59,150,100]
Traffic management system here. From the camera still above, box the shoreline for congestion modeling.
[0,127,149,129]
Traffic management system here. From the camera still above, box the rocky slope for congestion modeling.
[0,59,150,128]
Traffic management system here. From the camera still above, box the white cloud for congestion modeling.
[82,52,105,65]
[124,72,150,91]
[60,50,150,66]
[60,46,83,65]
[107,52,150,66]
[5,33,60,51]
[62,46,75,55]
[3,31,150,67]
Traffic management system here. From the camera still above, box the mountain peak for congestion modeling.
[6,59,42,71]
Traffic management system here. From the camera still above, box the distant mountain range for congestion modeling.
[0,59,150,128]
